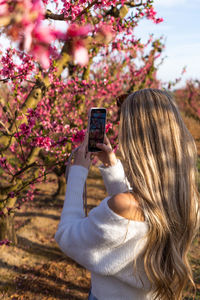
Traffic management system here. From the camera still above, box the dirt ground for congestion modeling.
[0,115,200,300]
[0,166,107,300]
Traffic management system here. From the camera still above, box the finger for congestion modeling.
[96,143,112,153]
[79,130,88,151]
[86,151,92,160]
[72,146,81,155]
[83,130,89,145]
[104,134,112,147]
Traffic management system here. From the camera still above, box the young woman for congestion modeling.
[55,88,199,300]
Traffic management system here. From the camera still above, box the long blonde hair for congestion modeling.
[118,88,199,299]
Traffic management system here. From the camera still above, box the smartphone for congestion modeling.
[88,107,107,152]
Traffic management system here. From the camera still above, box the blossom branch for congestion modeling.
[0,73,28,83]
[45,0,99,21]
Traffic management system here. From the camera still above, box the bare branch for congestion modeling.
[45,10,65,20]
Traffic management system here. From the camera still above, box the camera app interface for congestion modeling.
[89,110,106,150]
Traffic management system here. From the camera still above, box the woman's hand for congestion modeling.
[95,135,118,167]
[73,131,92,169]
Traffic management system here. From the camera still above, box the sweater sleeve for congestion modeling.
[98,159,132,196]
[54,163,146,276]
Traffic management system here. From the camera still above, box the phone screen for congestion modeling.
[88,108,106,152]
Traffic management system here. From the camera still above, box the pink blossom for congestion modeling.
[35,136,52,151]
[19,123,31,136]
[105,123,113,133]
[28,117,36,127]
[23,23,63,68]
[0,0,53,68]
[31,44,50,69]
[155,18,164,24]
[23,23,35,51]
[145,7,163,24]
[67,24,91,38]
[0,157,6,167]
[0,239,11,246]
[27,108,39,118]
[97,25,114,44]
[0,1,8,16]
[73,45,88,66]
[8,192,15,198]
[65,23,92,67]
[71,129,85,143]
[33,24,58,44]
[32,0,45,18]
[22,0,45,23]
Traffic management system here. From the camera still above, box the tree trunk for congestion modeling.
[54,175,66,196]
[0,213,17,245]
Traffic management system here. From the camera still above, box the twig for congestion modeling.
[25,79,36,84]
[13,168,58,195]
[0,120,11,135]
[12,162,37,179]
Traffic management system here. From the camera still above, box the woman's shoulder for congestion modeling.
[107,192,145,222]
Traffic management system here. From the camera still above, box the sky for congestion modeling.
[134,0,200,87]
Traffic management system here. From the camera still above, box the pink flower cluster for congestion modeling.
[0,0,9,16]
[66,24,92,67]
[0,0,54,68]
[71,129,86,143]
[105,123,113,133]
[0,239,11,246]
[0,157,6,167]
[0,48,36,82]
[15,186,36,211]
[0,1,93,68]
[145,7,164,24]
[34,136,52,151]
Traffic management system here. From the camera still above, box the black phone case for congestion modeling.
[88,109,106,152]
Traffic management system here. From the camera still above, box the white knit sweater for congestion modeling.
[55,159,153,300]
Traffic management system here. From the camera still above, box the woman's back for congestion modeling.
[90,195,152,300]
